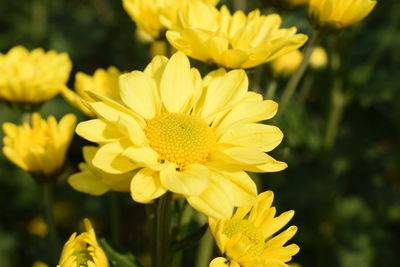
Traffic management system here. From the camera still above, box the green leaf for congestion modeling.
[99,238,141,267]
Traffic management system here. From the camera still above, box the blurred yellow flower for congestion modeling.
[308,0,377,30]
[271,50,303,77]
[271,46,328,76]
[32,261,49,267]
[62,67,121,118]
[166,2,308,69]
[209,191,299,267]
[122,0,219,40]
[310,46,328,70]
[28,216,48,238]
[76,52,286,218]
[68,146,133,195]
[0,46,71,106]
[2,113,76,179]
[57,219,109,267]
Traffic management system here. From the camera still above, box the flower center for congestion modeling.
[144,113,216,167]
[73,246,93,267]
[222,218,265,257]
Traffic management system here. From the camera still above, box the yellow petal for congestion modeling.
[220,49,249,69]
[92,141,138,174]
[187,176,234,218]
[119,71,161,119]
[130,168,166,203]
[160,163,210,196]
[123,146,161,169]
[209,257,232,267]
[76,119,122,144]
[218,123,283,152]
[68,171,110,196]
[160,52,195,113]
[199,69,248,122]
[216,100,278,135]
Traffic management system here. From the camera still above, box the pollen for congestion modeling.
[222,218,266,256]
[144,113,216,167]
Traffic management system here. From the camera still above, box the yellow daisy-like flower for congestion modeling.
[32,261,50,267]
[209,191,299,267]
[76,52,286,218]
[166,2,308,69]
[28,216,48,238]
[122,0,219,40]
[62,67,121,118]
[270,50,303,78]
[2,113,76,180]
[310,46,328,70]
[308,0,377,31]
[57,219,109,267]
[0,46,71,106]
[68,146,133,195]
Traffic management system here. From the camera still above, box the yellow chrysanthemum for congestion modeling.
[32,261,50,267]
[62,67,121,118]
[166,2,308,69]
[271,46,328,76]
[57,219,109,267]
[209,191,299,267]
[28,216,48,238]
[122,0,219,40]
[68,146,133,195]
[76,52,286,218]
[308,0,377,30]
[310,46,328,70]
[0,46,71,106]
[2,113,76,179]
[270,50,303,78]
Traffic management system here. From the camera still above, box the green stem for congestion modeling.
[298,74,315,105]
[109,192,120,246]
[324,79,349,149]
[264,80,278,100]
[276,30,321,120]
[195,229,213,267]
[42,183,60,264]
[172,203,193,267]
[154,192,173,267]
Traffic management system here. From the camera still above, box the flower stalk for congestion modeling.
[276,29,321,120]
[42,182,60,264]
[155,192,173,267]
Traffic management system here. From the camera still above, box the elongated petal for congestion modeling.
[123,146,161,169]
[68,171,109,196]
[160,163,210,196]
[92,141,138,174]
[76,119,122,144]
[119,71,160,119]
[130,168,166,203]
[160,52,194,113]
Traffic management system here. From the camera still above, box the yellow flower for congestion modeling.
[28,216,48,238]
[122,0,219,40]
[270,50,303,78]
[68,146,133,195]
[62,67,121,118]
[32,261,50,267]
[166,3,308,69]
[308,0,377,31]
[57,219,109,267]
[0,46,71,106]
[2,113,76,179]
[209,191,299,267]
[270,46,328,76]
[310,46,328,70]
[76,52,287,218]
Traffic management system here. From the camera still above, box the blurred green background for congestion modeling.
[0,0,399,266]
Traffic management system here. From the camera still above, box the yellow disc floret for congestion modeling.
[144,113,216,167]
[222,218,266,257]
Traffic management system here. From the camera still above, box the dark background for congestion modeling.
[0,0,399,266]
